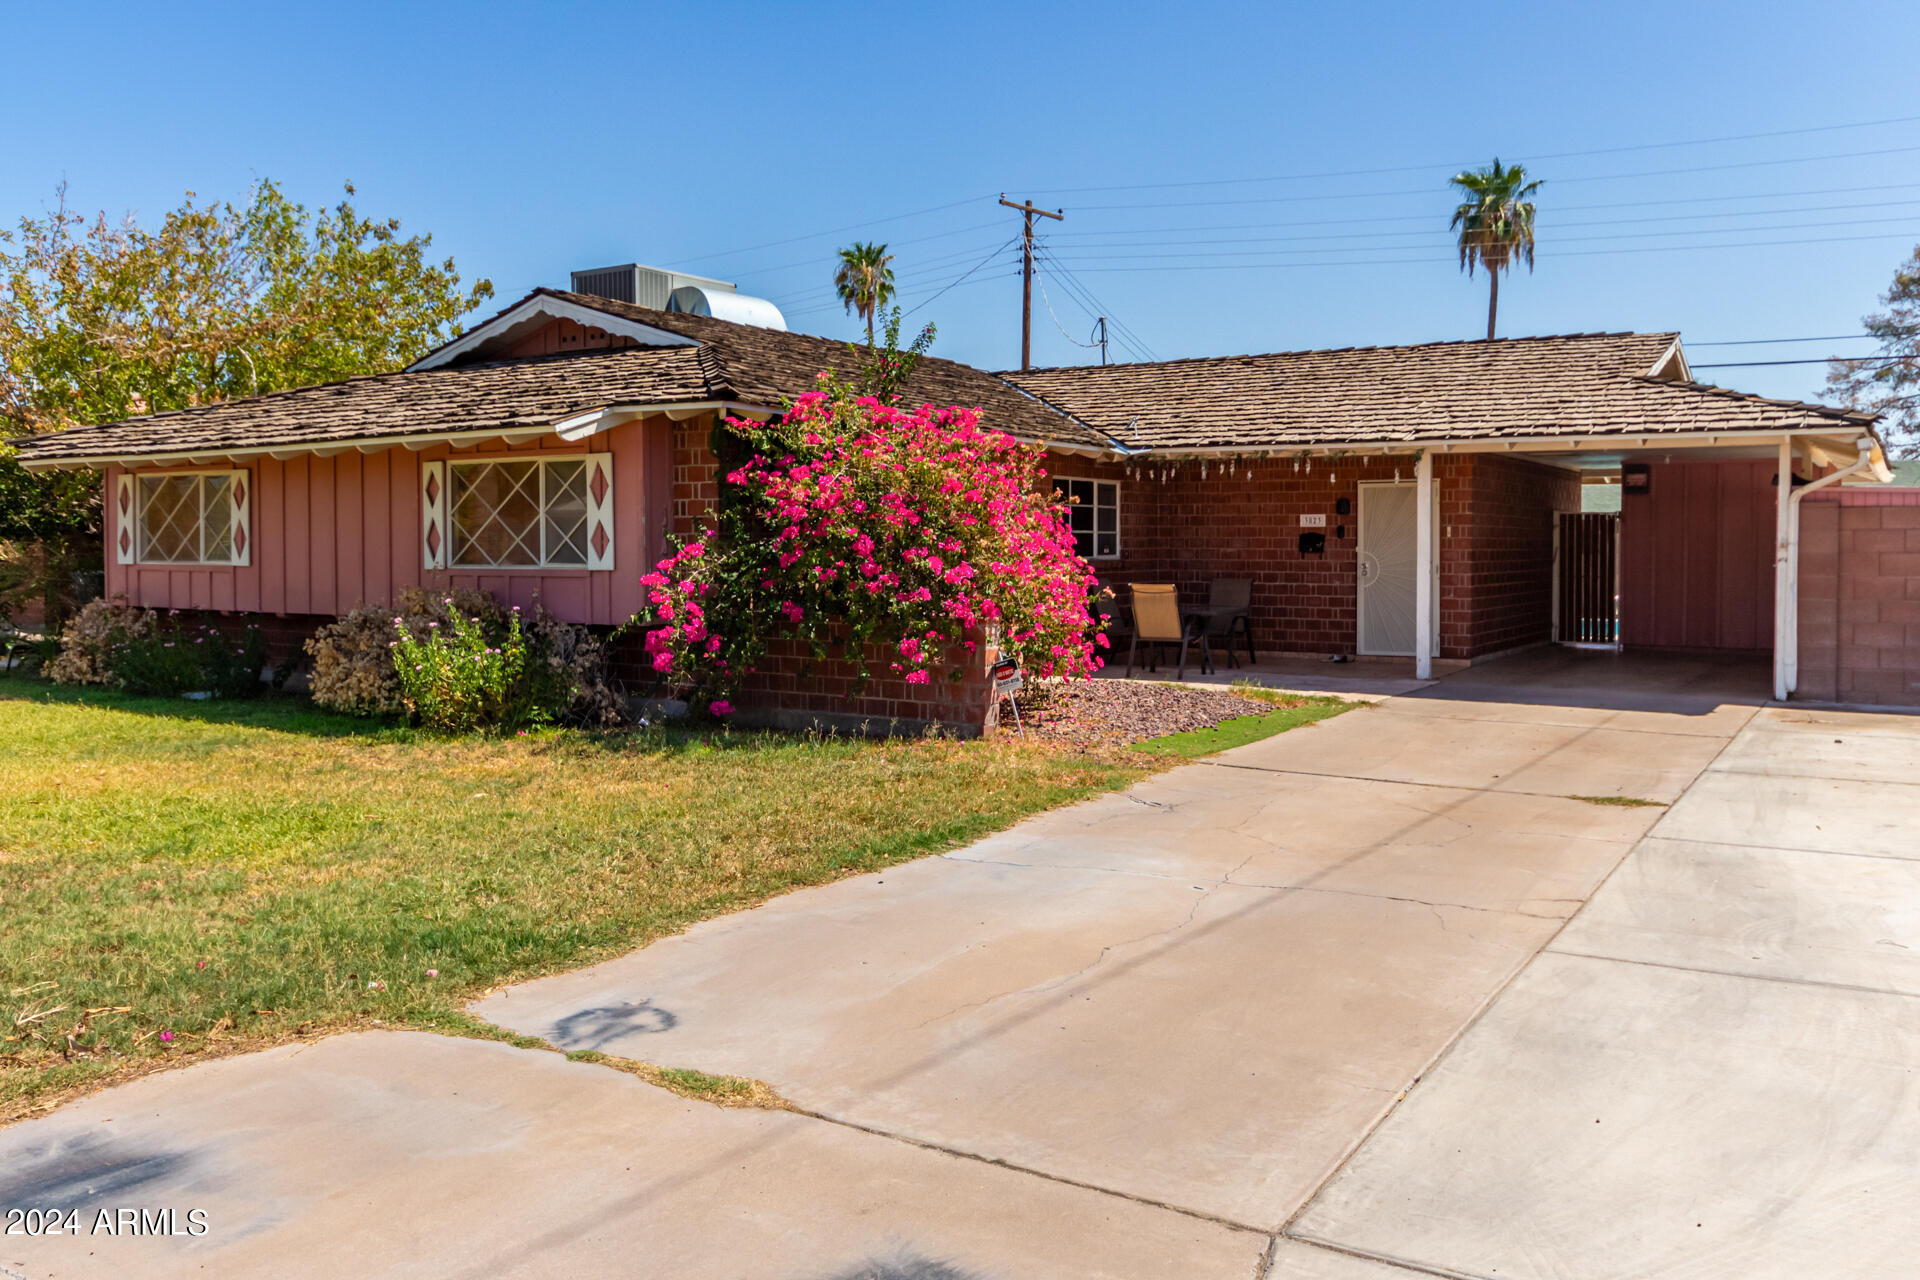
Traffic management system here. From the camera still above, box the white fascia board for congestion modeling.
[407,295,699,372]
[1112,427,1873,460]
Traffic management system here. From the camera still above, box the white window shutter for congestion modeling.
[586,452,614,570]
[422,460,448,570]
[114,472,136,564]
[229,469,252,566]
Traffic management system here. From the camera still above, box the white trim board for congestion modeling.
[407,295,699,372]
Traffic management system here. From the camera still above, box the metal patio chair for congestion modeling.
[1126,583,1210,680]
[1202,578,1256,668]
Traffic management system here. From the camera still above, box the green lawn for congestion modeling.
[1131,693,1353,758]
[0,684,1156,1119]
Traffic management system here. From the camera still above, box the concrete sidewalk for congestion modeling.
[13,664,1881,1279]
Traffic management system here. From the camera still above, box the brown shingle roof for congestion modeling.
[12,344,722,463]
[502,289,1114,448]
[1002,332,1875,450]
[14,298,1874,467]
[15,288,1114,464]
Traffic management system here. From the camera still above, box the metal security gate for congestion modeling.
[1554,512,1621,646]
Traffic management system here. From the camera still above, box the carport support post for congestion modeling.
[1771,437,1794,702]
[1415,450,1434,680]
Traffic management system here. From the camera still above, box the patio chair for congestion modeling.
[1126,583,1209,680]
[1090,582,1130,651]
[1203,578,1256,668]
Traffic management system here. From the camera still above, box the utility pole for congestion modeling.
[1093,317,1108,366]
[999,194,1063,371]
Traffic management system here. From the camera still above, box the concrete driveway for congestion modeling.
[1289,703,1920,1279]
[4,654,1909,1278]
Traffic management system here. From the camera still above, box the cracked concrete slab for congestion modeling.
[1649,768,1920,859]
[1367,694,1758,739]
[481,870,1559,1229]
[1264,1239,1435,1277]
[0,1032,1263,1280]
[1292,700,1920,1280]
[1289,952,1920,1280]
[1552,836,1920,995]
[953,769,1655,919]
[1707,706,1920,784]
[1218,711,1728,803]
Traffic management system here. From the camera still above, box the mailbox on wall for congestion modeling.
[1622,463,1651,495]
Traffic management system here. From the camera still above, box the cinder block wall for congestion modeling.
[1796,489,1920,706]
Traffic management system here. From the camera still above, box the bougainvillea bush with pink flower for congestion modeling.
[641,376,1107,715]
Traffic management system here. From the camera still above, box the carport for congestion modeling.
[1441,422,1890,701]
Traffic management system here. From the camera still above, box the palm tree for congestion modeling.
[1449,160,1542,340]
[834,241,895,345]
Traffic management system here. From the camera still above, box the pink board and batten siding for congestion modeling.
[103,416,677,626]
[1618,458,1777,652]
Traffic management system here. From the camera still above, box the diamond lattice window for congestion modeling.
[450,458,592,568]
[137,473,235,564]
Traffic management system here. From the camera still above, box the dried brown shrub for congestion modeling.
[47,597,155,686]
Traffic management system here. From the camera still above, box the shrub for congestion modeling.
[392,604,564,733]
[307,587,628,729]
[49,598,267,697]
[640,376,1105,714]
[307,587,497,715]
[48,597,155,686]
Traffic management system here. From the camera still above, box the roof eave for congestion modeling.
[11,399,782,471]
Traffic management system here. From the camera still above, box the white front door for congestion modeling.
[1357,481,1438,656]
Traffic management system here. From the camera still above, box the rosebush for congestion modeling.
[640,379,1106,713]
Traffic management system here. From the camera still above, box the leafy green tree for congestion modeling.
[1449,159,1542,341]
[833,240,895,346]
[1828,245,1920,456]
[0,179,494,625]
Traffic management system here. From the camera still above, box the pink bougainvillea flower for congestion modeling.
[635,377,1105,708]
[158,1030,175,1043]
[708,699,735,716]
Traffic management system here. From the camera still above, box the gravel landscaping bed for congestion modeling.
[1011,678,1280,749]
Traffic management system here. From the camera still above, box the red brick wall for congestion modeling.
[1796,489,1920,706]
[1046,451,1573,660]
[672,420,720,537]
[607,626,1000,736]
[1450,454,1583,657]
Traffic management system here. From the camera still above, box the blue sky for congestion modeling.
[7,1,1919,403]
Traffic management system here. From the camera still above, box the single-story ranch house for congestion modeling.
[15,281,1910,727]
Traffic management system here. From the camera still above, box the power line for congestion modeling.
[1689,335,1874,346]
[1040,215,1920,265]
[903,236,1024,317]
[1693,356,1911,368]
[1018,114,1920,198]
[1046,229,1920,274]
[1032,245,1158,361]
[1044,200,1920,251]
[1072,145,1920,212]
[1039,183,1920,242]
[675,193,996,266]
